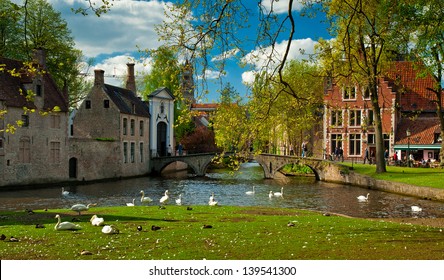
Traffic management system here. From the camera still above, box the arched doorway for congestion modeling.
[157,122,167,156]
[69,157,77,178]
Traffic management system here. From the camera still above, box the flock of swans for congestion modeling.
[356,192,423,213]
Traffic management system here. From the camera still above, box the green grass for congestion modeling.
[342,162,444,189]
[1,205,443,260]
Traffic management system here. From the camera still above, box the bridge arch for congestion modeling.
[151,153,216,176]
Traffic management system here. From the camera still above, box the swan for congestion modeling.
[160,190,169,205]
[269,191,274,198]
[357,193,370,202]
[90,215,105,226]
[140,190,153,204]
[71,203,96,215]
[102,225,119,234]
[126,198,135,207]
[246,186,255,195]
[208,193,218,206]
[54,214,81,231]
[61,187,70,196]
[274,187,283,197]
[411,206,422,212]
[175,194,182,205]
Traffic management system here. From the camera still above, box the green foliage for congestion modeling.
[281,163,314,175]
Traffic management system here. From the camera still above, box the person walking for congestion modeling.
[363,147,370,164]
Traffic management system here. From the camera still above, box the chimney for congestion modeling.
[94,69,105,87]
[33,48,46,68]
[125,63,136,93]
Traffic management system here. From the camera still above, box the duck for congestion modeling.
[269,191,274,198]
[102,225,119,234]
[411,205,422,212]
[160,190,169,205]
[175,194,182,205]
[151,225,161,231]
[61,187,70,196]
[126,198,135,207]
[90,215,105,226]
[137,225,143,231]
[202,224,213,229]
[35,224,45,228]
[246,186,255,195]
[274,187,283,197]
[357,193,370,202]
[54,214,82,231]
[208,192,218,206]
[140,190,153,204]
[70,203,96,215]
[80,250,93,255]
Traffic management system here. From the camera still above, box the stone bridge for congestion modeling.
[151,153,221,176]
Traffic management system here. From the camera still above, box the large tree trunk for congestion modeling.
[371,79,387,173]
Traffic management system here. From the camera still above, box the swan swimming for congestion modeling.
[175,194,182,205]
[411,206,422,212]
[269,191,274,198]
[140,190,153,204]
[126,198,135,207]
[71,203,96,215]
[357,193,370,202]
[54,214,81,231]
[90,215,105,226]
[274,187,283,197]
[160,190,169,205]
[61,187,69,196]
[246,186,255,195]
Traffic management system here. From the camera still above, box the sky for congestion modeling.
[44,0,331,103]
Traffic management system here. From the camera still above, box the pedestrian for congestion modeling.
[384,149,389,164]
[178,142,183,156]
[363,147,370,164]
[334,146,339,161]
[301,141,307,158]
[339,147,344,162]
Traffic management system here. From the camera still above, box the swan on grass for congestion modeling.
[71,203,96,215]
[140,190,153,204]
[160,190,169,205]
[209,193,218,206]
[246,186,255,195]
[90,215,105,226]
[61,187,69,196]
[357,193,370,202]
[102,225,119,235]
[411,206,422,212]
[175,194,182,205]
[126,198,135,207]
[54,214,81,231]
[274,187,283,197]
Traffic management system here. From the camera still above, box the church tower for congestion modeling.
[181,59,195,104]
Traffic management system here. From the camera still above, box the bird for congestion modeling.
[90,214,105,226]
[287,222,296,227]
[269,191,274,198]
[0,234,6,240]
[202,224,213,229]
[160,190,169,205]
[411,205,422,212]
[61,187,70,196]
[102,225,119,234]
[246,186,255,195]
[274,187,283,197]
[80,250,93,255]
[140,190,153,204]
[137,225,143,231]
[70,203,96,215]
[186,206,193,211]
[175,194,182,205]
[9,236,19,242]
[35,224,45,228]
[54,214,82,231]
[208,193,218,206]
[151,225,161,231]
[357,193,370,202]
[126,198,135,207]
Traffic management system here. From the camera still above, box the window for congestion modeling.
[85,100,91,109]
[366,110,374,126]
[104,100,110,108]
[367,133,375,144]
[19,138,31,163]
[330,134,342,153]
[330,110,343,127]
[123,142,128,163]
[123,118,127,135]
[139,121,144,136]
[130,119,135,136]
[50,115,61,129]
[383,134,390,150]
[140,142,144,163]
[363,86,371,99]
[21,115,29,127]
[343,86,356,100]
[0,138,3,149]
[130,142,135,163]
[349,110,361,127]
[50,142,61,163]
[132,104,136,114]
[160,102,165,114]
[36,84,42,97]
[349,134,361,156]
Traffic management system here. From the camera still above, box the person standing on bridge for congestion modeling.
[301,141,308,158]
[178,142,183,156]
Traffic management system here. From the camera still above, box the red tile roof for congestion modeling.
[396,117,441,145]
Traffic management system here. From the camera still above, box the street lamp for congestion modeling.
[406,128,411,167]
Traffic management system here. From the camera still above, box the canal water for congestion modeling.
[0,162,443,219]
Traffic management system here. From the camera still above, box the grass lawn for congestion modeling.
[341,162,444,189]
[1,205,443,260]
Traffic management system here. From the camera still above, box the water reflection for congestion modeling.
[0,162,443,219]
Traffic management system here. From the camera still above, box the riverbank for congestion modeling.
[1,205,443,260]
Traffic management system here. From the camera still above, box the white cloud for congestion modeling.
[211,48,240,62]
[261,0,304,14]
[241,71,257,85]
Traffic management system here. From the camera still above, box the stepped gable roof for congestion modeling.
[385,61,442,112]
[0,57,68,112]
[103,84,150,118]
[396,117,441,145]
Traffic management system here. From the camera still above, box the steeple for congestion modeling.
[181,59,195,104]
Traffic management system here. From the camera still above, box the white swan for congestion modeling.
[126,198,135,207]
[246,186,255,195]
[175,194,182,205]
[209,193,218,206]
[90,215,105,226]
[61,187,69,196]
[411,205,422,212]
[160,190,169,205]
[54,214,81,231]
[140,190,153,204]
[269,191,274,198]
[71,203,96,215]
[102,225,119,234]
[357,193,370,202]
[274,187,283,197]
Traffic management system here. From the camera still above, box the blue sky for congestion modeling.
[45,0,331,103]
